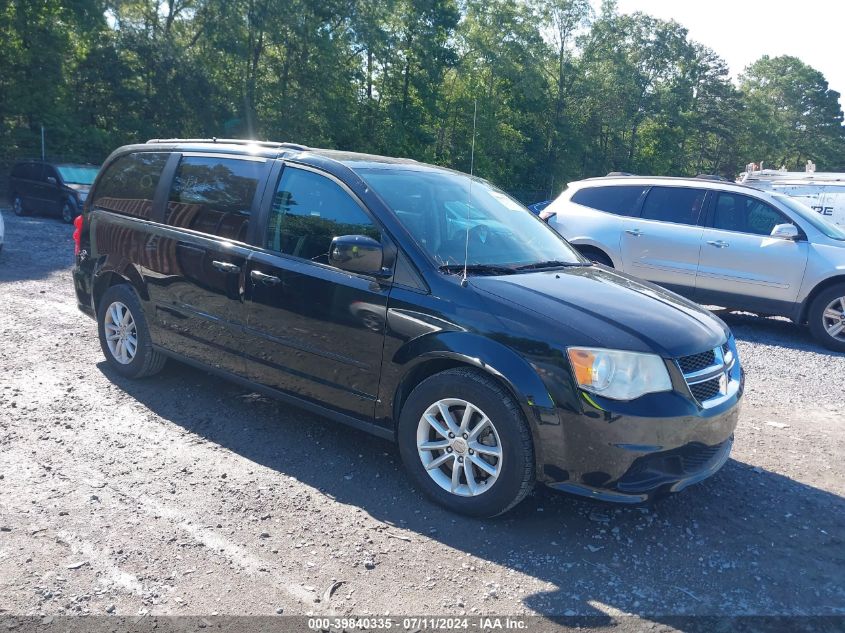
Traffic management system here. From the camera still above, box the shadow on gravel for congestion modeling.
[714,309,845,357]
[0,209,75,282]
[98,360,845,621]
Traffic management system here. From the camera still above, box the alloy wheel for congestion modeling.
[822,296,845,341]
[104,301,138,364]
[416,398,502,497]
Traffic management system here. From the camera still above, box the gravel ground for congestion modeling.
[0,209,843,624]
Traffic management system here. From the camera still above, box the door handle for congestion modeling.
[706,240,730,248]
[625,229,643,237]
[212,260,241,273]
[250,270,281,286]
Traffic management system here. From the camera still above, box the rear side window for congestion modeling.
[166,156,263,242]
[641,187,707,225]
[712,192,791,236]
[93,153,169,219]
[570,185,647,216]
[266,166,379,263]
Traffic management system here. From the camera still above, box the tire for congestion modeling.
[578,247,613,267]
[12,195,27,217]
[397,367,535,517]
[97,284,167,378]
[61,198,77,224]
[807,283,845,352]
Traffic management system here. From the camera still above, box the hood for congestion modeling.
[471,265,728,358]
[66,183,91,195]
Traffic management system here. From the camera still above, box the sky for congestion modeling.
[605,0,845,98]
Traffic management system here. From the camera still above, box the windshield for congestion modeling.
[774,194,845,241]
[56,165,99,185]
[358,168,583,271]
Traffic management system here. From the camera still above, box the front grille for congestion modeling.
[690,377,721,402]
[676,338,738,407]
[678,350,716,374]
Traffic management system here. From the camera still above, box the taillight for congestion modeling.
[73,214,84,255]
[539,208,556,222]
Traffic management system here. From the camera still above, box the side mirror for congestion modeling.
[329,235,384,276]
[46,176,57,185]
[771,223,799,240]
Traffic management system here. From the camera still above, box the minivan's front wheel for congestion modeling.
[97,284,167,378]
[808,283,845,352]
[398,368,534,517]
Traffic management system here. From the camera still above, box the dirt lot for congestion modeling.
[0,209,843,624]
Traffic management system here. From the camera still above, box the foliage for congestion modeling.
[1,0,843,199]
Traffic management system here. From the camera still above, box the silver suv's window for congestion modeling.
[775,194,845,241]
[570,185,647,216]
[712,192,791,236]
[640,187,707,225]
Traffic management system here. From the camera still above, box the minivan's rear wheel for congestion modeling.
[12,195,26,217]
[808,284,845,352]
[398,368,534,517]
[97,284,167,378]
[61,199,76,224]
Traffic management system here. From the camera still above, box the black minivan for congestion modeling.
[9,160,99,223]
[73,139,743,517]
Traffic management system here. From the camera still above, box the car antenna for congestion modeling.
[461,99,478,288]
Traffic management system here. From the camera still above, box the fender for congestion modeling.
[385,328,559,433]
[567,237,619,267]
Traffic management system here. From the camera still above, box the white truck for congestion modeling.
[738,162,845,227]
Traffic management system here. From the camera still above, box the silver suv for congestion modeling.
[544,176,845,351]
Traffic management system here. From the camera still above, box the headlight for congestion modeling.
[567,347,672,401]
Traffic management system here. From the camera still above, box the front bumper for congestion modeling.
[539,369,742,504]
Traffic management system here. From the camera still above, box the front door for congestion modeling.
[242,164,389,420]
[619,186,708,297]
[696,191,809,312]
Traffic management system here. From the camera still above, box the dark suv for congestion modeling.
[9,160,99,223]
[73,139,743,517]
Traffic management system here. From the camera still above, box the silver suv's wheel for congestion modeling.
[808,283,845,352]
[398,368,534,517]
[417,398,502,497]
[821,296,845,341]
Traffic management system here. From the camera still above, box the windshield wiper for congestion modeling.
[513,260,586,271]
[438,263,516,276]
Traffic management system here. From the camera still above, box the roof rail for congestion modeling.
[695,174,729,181]
[145,138,310,151]
[606,171,635,177]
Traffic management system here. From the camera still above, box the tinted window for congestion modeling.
[571,185,647,216]
[44,166,59,183]
[11,164,27,178]
[93,152,169,219]
[18,163,42,181]
[713,192,790,236]
[166,156,263,242]
[266,167,379,264]
[641,187,707,225]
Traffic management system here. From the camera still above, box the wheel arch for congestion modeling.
[569,239,618,268]
[387,332,557,451]
[92,261,149,314]
[797,275,845,324]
